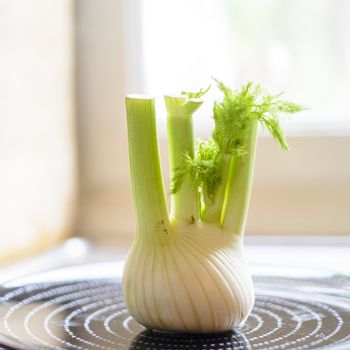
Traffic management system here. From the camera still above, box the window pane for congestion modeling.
[141,0,350,134]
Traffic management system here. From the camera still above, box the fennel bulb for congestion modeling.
[123,82,304,333]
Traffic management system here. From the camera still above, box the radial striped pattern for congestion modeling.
[1,263,350,349]
[0,263,350,350]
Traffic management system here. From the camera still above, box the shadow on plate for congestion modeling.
[129,329,251,350]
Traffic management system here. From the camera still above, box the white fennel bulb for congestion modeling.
[123,223,254,333]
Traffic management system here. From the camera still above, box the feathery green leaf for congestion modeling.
[212,79,305,153]
[171,139,222,200]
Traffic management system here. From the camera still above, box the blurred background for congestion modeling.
[1,0,349,266]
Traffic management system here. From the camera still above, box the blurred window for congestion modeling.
[141,0,350,136]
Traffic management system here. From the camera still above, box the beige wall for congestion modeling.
[250,137,350,236]
[0,0,76,264]
[75,1,350,246]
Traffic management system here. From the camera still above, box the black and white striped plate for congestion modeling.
[0,261,350,350]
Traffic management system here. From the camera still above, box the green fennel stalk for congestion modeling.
[125,95,170,243]
[222,121,258,234]
[165,95,203,223]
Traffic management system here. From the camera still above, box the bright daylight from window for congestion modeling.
[141,0,350,136]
